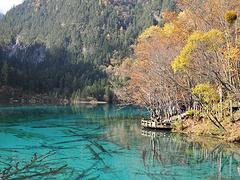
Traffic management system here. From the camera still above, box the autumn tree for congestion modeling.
[113,11,196,120]
[115,0,240,126]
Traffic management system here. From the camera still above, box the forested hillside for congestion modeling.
[0,0,175,102]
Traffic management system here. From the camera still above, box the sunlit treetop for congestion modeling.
[138,26,162,42]
[172,29,224,72]
[192,83,220,104]
[137,23,177,45]
[162,23,175,36]
[187,29,224,44]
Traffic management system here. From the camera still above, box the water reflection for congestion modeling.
[140,129,240,179]
[0,104,147,123]
[106,119,240,179]
[0,105,239,179]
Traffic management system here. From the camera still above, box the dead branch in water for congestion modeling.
[0,151,67,180]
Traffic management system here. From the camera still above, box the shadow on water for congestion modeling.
[0,105,239,179]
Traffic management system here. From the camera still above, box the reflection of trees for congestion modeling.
[0,151,67,179]
[105,118,240,179]
[140,129,240,179]
[105,118,142,149]
[106,121,240,179]
[0,105,147,124]
[70,104,147,122]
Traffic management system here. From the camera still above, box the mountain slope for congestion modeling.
[0,13,3,20]
[0,0,175,101]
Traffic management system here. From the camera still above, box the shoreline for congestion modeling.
[140,110,240,144]
[0,86,109,106]
[1,95,239,144]
[172,116,240,144]
[71,100,108,105]
[0,100,109,106]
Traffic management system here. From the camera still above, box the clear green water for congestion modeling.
[0,105,239,180]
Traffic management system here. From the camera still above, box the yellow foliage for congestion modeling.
[171,43,194,72]
[138,26,161,42]
[224,10,238,25]
[188,29,223,44]
[162,23,175,36]
[172,29,224,72]
[192,83,219,104]
[188,31,206,42]
[205,29,224,47]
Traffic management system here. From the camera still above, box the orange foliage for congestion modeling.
[115,0,240,110]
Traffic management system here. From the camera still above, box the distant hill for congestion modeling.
[0,0,176,101]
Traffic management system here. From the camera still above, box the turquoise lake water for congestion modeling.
[0,105,239,180]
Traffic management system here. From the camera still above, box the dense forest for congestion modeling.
[0,0,175,102]
[114,0,240,142]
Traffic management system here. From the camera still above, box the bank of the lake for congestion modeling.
[172,111,240,143]
[0,86,108,105]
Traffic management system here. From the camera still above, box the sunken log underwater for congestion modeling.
[141,113,188,130]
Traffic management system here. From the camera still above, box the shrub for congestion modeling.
[192,83,219,105]
[186,109,197,117]
[225,10,237,25]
